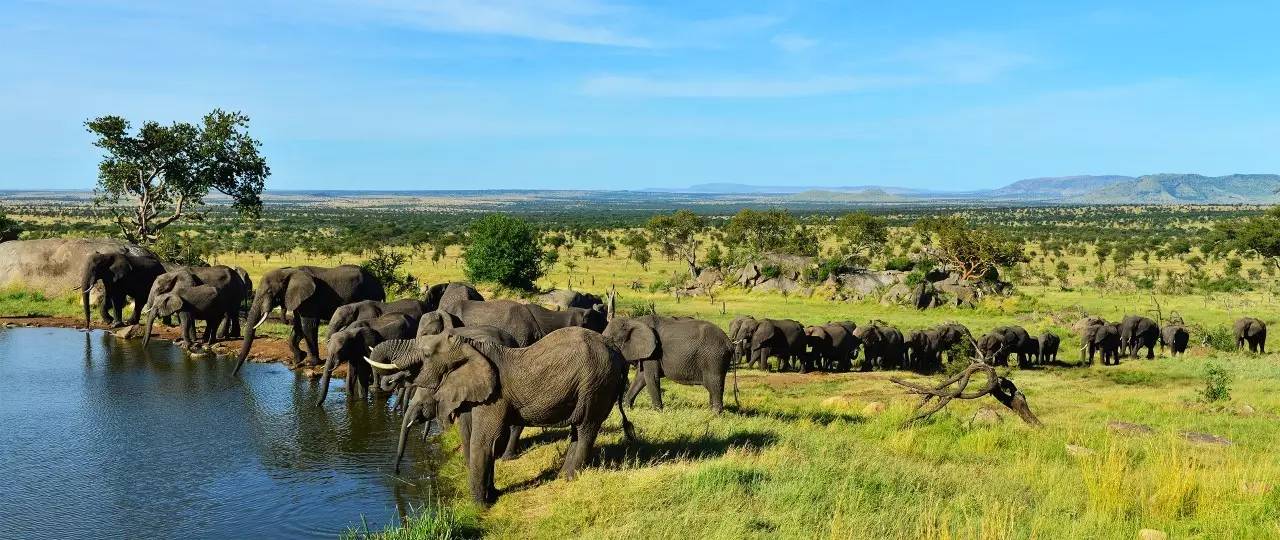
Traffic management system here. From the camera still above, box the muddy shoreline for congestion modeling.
[0,316,342,378]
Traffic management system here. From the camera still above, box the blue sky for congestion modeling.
[2,1,1278,191]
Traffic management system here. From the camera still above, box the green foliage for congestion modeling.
[1199,324,1237,351]
[0,211,23,242]
[1198,362,1232,402]
[831,211,888,265]
[704,243,725,270]
[760,265,782,280]
[360,248,420,299]
[351,504,482,539]
[884,257,915,271]
[723,209,817,259]
[1207,206,1280,270]
[646,210,705,274]
[85,109,269,244]
[914,216,1027,281]
[462,214,547,291]
[150,232,212,266]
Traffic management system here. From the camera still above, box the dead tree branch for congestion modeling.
[890,362,1043,427]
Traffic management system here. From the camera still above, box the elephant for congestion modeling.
[852,323,906,371]
[142,284,242,350]
[728,315,757,365]
[422,281,485,309]
[1234,317,1267,353]
[977,326,1035,367]
[143,266,245,340]
[527,303,608,334]
[317,312,418,406]
[904,329,938,372]
[1082,322,1122,365]
[605,315,735,413]
[739,318,807,372]
[327,298,429,338]
[1160,324,1189,356]
[1038,332,1061,364]
[78,250,166,329]
[1119,315,1159,359]
[804,321,858,372]
[234,265,385,374]
[435,297,542,347]
[365,327,635,504]
[417,310,463,337]
[931,322,974,364]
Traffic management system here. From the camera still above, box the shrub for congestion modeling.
[884,257,914,271]
[1198,362,1232,402]
[0,212,22,242]
[361,248,419,299]
[760,265,782,280]
[1197,324,1236,351]
[463,214,547,291]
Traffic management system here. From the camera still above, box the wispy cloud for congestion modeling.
[348,0,650,47]
[771,34,816,53]
[583,37,1032,98]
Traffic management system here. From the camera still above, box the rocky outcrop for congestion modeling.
[538,289,604,311]
[0,238,160,298]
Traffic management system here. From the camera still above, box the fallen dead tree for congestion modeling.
[890,361,1042,427]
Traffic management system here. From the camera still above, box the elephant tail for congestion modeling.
[616,378,637,443]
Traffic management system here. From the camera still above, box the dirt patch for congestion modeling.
[0,315,341,378]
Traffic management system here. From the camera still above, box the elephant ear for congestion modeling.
[438,311,460,330]
[107,256,134,282]
[159,294,184,316]
[606,319,658,362]
[423,283,449,311]
[178,285,218,309]
[433,341,498,425]
[285,274,317,311]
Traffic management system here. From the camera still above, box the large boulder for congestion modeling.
[0,238,160,298]
[830,270,907,298]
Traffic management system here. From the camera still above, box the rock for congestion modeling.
[1065,444,1096,457]
[1137,529,1167,540]
[753,277,803,294]
[1180,431,1232,446]
[1237,404,1256,416]
[188,349,216,361]
[113,325,144,340]
[0,238,162,297]
[971,407,1002,426]
[537,289,603,311]
[832,270,906,297]
[1239,480,1271,495]
[693,268,723,288]
[880,283,913,305]
[1107,421,1155,436]
[861,401,887,416]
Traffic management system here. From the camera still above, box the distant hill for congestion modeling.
[784,189,910,203]
[1064,174,1280,204]
[983,175,1134,200]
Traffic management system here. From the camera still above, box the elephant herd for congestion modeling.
[73,257,1271,505]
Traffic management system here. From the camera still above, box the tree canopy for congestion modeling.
[0,212,22,242]
[723,209,818,259]
[831,211,888,266]
[645,210,705,276]
[914,216,1026,281]
[463,214,547,291]
[1208,206,1280,270]
[85,109,269,244]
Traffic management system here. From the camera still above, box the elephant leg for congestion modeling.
[109,290,127,328]
[469,409,505,504]
[288,317,306,365]
[706,372,725,414]
[204,316,222,347]
[756,347,771,372]
[642,360,663,410]
[560,422,601,481]
[98,292,114,326]
[624,371,646,408]
[500,425,523,461]
[128,295,145,326]
[301,317,322,366]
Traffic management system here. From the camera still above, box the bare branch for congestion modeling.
[890,362,1042,427]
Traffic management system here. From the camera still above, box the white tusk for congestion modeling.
[142,305,152,314]
[253,312,269,330]
[366,356,399,371]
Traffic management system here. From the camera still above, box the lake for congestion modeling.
[0,327,446,539]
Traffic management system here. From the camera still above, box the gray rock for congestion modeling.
[1065,444,1096,457]
[1107,421,1155,435]
[1237,404,1256,416]
[1137,529,1168,540]
[0,238,161,297]
[1181,431,1232,446]
[113,325,144,340]
[971,407,1002,426]
[861,401,887,416]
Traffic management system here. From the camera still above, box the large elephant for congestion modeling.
[143,266,244,340]
[143,284,243,350]
[1082,322,1122,365]
[327,298,429,338]
[422,282,485,310]
[1038,332,1061,364]
[234,265,385,374]
[742,318,807,372]
[977,326,1035,367]
[78,250,166,329]
[436,298,542,347]
[527,303,608,334]
[366,327,634,504]
[728,315,757,365]
[852,323,906,371]
[318,312,417,405]
[1119,315,1159,359]
[605,315,734,413]
[1159,324,1189,356]
[904,328,946,373]
[805,321,859,372]
[1234,317,1267,353]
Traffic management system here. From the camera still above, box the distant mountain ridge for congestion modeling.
[649,174,1280,204]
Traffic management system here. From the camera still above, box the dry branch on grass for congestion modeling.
[890,362,1043,427]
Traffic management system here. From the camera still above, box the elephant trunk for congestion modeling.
[143,309,158,348]
[366,338,426,372]
[233,325,257,375]
[234,298,274,375]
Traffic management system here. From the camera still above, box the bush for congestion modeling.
[760,265,782,280]
[1198,362,1232,402]
[1198,324,1236,351]
[463,214,547,291]
[360,248,419,299]
[884,257,914,271]
[0,212,22,242]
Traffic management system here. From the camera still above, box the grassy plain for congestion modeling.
[3,231,1279,539]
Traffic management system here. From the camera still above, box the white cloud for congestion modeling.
[348,0,651,47]
[581,74,915,98]
[771,34,816,53]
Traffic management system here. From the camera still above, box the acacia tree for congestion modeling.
[831,211,888,266]
[463,213,547,291]
[85,109,269,244]
[914,217,1026,281]
[646,210,705,276]
[0,212,22,242]
[723,208,817,258]
[1208,206,1280,271]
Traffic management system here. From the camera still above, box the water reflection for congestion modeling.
[0,327,449,540]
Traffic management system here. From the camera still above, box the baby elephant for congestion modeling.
[143,285,237,350]
[1038,333,1060,364]
[1160,325,1190,356]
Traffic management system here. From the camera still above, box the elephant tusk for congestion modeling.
[141,305,152,314]
[366,357,399,371]
[253,312,269,330]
